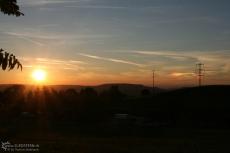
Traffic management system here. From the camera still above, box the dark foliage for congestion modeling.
[0,0,23,16]
[1,84,230,152]
[0,48,22,71]
[0,85,230,130]
[0,0,23,71]
[141,89,151,96]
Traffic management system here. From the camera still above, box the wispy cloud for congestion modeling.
[35,58,86,67]
[171,72,195,77]
[19,57,86,71]
[4,31,112,41]
[130,50,230,77]
[78,53,145,67]
[20,37,44,46]
[133,50,199,62]
[19,0,82,7]
[64,5,128,9]
[38,24,60,28]
[132,50,230,63]
[4,32,44,46]
[4,32,59,40]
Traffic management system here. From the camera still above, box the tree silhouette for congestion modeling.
[141,89,151,97]
[0,0,24,17]
[80,87,98,98]
[0,0,23,71]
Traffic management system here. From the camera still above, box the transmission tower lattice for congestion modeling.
[195,63,205,87]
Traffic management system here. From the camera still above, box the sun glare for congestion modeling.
[32,69,46,82]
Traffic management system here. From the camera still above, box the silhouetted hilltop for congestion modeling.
[49,83,163,96]
[96,83,163,96]
[0,83,163,97]
[164,85,230,95]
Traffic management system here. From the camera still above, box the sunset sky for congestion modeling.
[0,0,230,87]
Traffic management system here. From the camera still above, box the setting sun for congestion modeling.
[32,69,46,82]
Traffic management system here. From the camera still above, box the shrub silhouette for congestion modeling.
[141,89,151,97]
[80,87,98,99]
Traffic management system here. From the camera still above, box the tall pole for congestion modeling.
[152,70,155,94]
[196,63,204,87]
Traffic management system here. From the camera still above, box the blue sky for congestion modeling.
[0,0,230,87]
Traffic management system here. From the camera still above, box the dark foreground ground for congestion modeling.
[0,85,230,152]
[3,127,230,153]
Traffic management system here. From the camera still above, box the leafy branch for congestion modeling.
[0,1,23,71]
[0,0,24,17]
[0,48,22,71]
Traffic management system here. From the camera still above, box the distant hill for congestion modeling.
[95,83,164,97]
[0,83,164,97]
[50,83,164,97]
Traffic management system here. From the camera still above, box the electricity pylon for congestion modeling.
[195,63,205,87]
